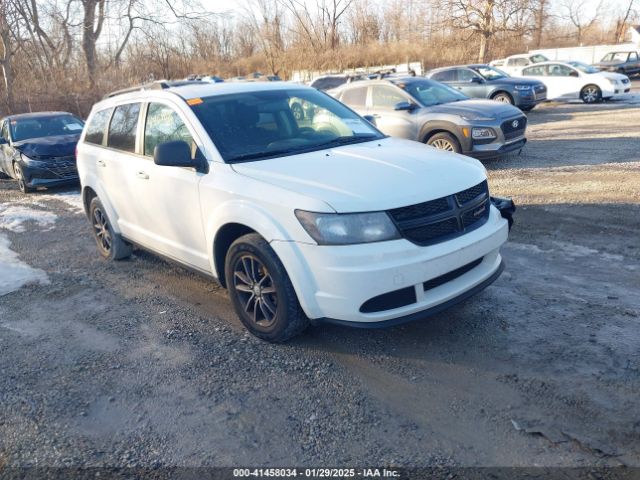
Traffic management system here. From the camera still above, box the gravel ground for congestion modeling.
[0,95,639,472]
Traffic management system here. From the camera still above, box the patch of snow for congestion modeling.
[0,204,57,232]
[0,234,49,296]
[36,191,84,214]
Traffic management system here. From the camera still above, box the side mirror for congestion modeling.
[154,140,207,173]
[394,101,416,111]
[570,71,579,77]
[471,76,484,83]
[363,115,377,126]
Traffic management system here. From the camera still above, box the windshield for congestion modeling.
[473,66,509,80]
[530,54,548,63]
[398,79,468,106]
[10,115,84,142]
[189,88,383,163]
[602,52,629,62]
[567,61,600,74]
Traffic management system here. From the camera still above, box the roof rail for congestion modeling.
[103,80,203,99]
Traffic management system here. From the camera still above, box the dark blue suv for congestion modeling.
[426,64,547,111]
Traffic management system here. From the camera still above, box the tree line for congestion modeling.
[0,0,636,116]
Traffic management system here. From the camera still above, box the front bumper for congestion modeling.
[19,158,79,188]
[467,137,526,160]
[272,206,509,325]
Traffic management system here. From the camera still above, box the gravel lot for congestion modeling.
[0,92,639,472]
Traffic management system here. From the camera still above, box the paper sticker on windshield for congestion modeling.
[343,119,372,134]
[67,123,84,131]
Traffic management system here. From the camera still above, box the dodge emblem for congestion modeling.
[512,120,519,128]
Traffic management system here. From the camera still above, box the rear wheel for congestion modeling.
[426,132,461,153]
[492,92,514,104]
[89,197,132,260]
[580,84,601,104]
[13,163,33,193]
[225,233,309,342]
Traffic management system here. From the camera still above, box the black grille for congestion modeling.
[501,116,527,141]
[423,257,483,292]
[388,181,490,246]
[46,156,78,179]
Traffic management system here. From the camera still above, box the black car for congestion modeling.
[426,64,547,111]
[593,51,640,76]
[0,112,84,193]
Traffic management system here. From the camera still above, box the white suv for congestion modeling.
[77,80,513,342]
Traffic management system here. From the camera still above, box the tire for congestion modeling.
[13,163,34,193]
[225,233,309,342]
[580,84,601,104]
[426,132,461,153]
[291,102,304,121]
[89,197,132,261]
[492,92,513,104]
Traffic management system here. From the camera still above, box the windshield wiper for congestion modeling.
[316,135,378,148]
[227,148,303,163]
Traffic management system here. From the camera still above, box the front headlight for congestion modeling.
[472,127,497,140]
[514,85,531,90]
[20,153,49,167]
[295,210,400,245]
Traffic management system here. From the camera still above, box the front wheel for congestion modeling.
[225,233,309,342]
[492,92,514,104]
[89,197,132,260]
[580,85,602,104]
[426,132,461,153]
[13,163,33,193]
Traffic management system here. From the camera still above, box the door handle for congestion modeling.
[96,159,106,167]
[136,171,149,180]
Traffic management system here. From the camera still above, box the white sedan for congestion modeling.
[511,61,630,103]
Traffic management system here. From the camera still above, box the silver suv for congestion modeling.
[332,77,527,159]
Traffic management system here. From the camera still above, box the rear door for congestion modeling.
[367,85,418,139]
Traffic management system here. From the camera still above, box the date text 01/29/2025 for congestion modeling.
[233,468,401,478]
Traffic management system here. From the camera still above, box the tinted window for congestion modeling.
[107,103,140,152]
[1,122,9,142]
[371,86,406,109]
[341,87,368,108]
[457,68,479,82]
[311,77,346,91]
[548,64,575,76]
[523,65,546,76]
[85,109,112,145]
[144,103,194,157]
[508,58,529,66]
[431,70,455,82]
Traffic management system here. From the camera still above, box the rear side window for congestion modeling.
[508,58,529,66]
[107,103,140,153]
[144,103,194,157]
[523,65,546,76]
[84,108,112,145]
[341,87,368,108]
[431,70,455,82]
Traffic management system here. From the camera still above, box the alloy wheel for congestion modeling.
[430,139,455,151]
[495,95,512,104]
[232,254,278,328]
[582,87,599,103]
[92,207,112,254]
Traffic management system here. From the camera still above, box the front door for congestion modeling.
[367,85,417,139]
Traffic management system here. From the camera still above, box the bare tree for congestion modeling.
[0,0,18,111]
[243,0,286,76]
[561,0,602,45]
[614,0,635,43]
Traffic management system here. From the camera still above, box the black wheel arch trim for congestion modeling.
[420,121,467,150]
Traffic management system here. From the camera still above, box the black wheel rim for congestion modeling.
[232,254,278,328]
[93,207,112,254]
[292,105,303,120]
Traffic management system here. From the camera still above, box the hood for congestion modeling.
[424,99,521,120]
[591,71,629,81]
[13,134,80,159]
[231,137,486,213]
